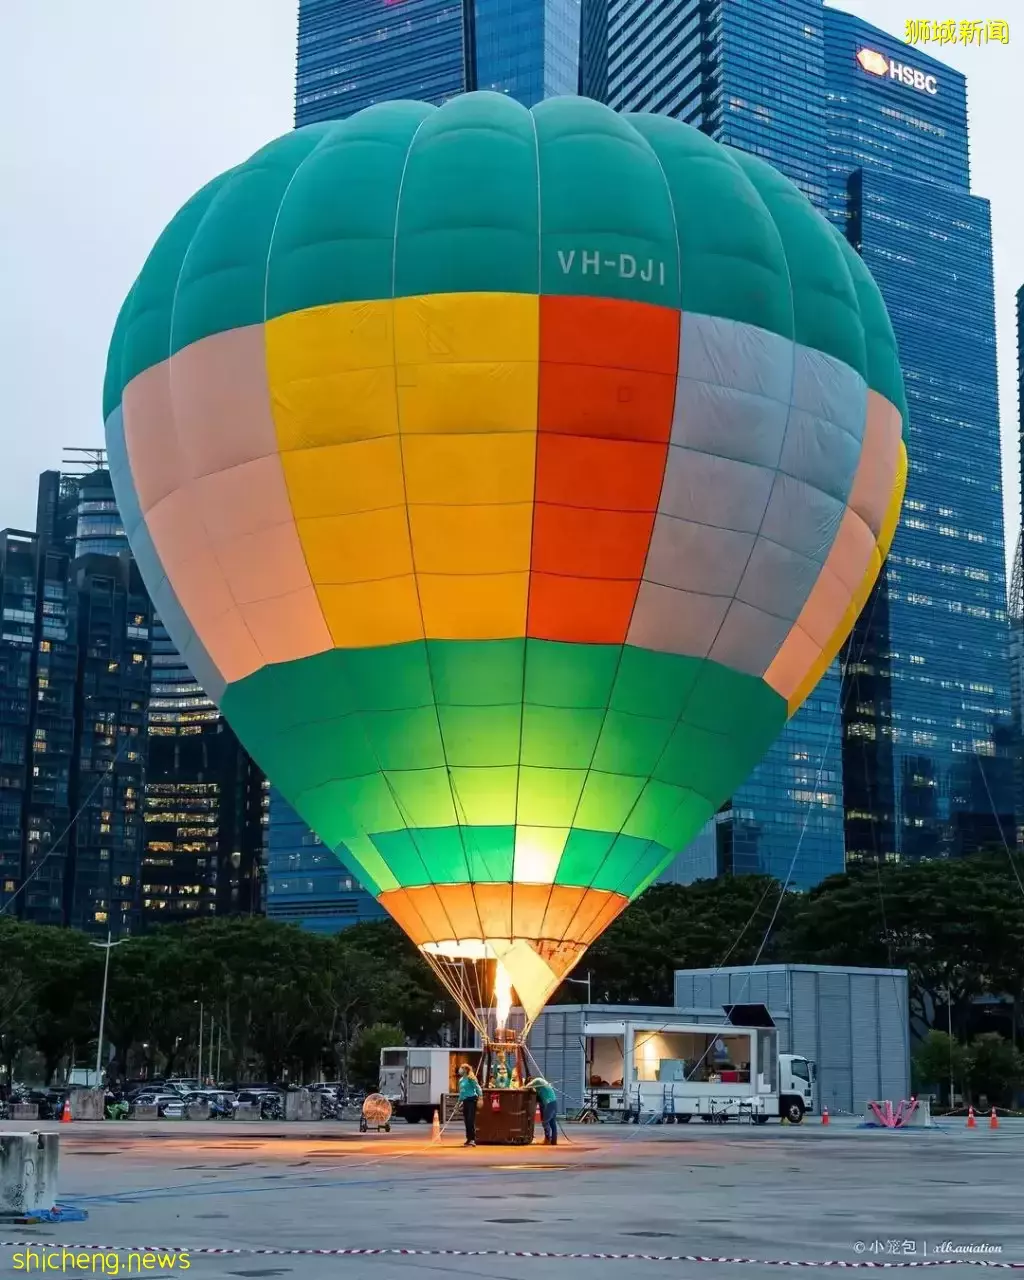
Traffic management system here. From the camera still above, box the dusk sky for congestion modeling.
[2,1,1021,567]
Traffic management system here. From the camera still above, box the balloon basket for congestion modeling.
[476,1087,538,1145]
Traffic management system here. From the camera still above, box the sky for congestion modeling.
[1,1,1021,569]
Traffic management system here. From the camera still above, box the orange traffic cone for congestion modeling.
[60,1096,72,1124]
[431,1109,441,1142]
[966,1105,976,1128]
[535,1102,542,1125]
[990,1107,999,1130]
[821,1105,829,1125]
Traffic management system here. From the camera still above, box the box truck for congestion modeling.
[582,1007,815,1124]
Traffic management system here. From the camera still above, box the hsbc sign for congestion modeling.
[856,47,938,95]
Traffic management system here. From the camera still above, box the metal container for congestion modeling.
[475,1088,536,1145]
[673,964,910,1116]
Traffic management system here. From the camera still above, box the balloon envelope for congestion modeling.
[104,94,906,1029]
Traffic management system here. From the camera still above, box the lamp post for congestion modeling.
[566,972,593,1005]
[194,1000,204,1083]
[90,931,127,1085]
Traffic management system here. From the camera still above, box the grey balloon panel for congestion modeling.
[672,378,788,470]
[145,548,226,706]
[759,474,844,564]
[659,446,775,535]
[626,580,730,656]
[779,409,861,507]
[791,345,868,444]
[734,537,822,623]
[679,313,793,401]
[106,406,145,542]
[707,598,793,679]
[182,631,227,705]
[122,516,164,602]
[644,515,755,596]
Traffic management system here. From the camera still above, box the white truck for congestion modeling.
[379,1046,478,1124]
[583,1007,816,1124]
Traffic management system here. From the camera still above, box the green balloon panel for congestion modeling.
[221,639,787,898]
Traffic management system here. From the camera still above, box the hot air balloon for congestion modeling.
[104,93,906,1048]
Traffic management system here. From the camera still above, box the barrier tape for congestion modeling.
[1,1243,1021,1266]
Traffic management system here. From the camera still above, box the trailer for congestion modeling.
[378,1046,478,1123]
[582,1005,815,1124]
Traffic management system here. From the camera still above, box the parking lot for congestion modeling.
[3,1115,1022,1280]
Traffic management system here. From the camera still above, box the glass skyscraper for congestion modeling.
[265,789,386,934]
[295,0,582,125]
[825,12,1013,860]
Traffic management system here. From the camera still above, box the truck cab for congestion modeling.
[779,1053,815,1123]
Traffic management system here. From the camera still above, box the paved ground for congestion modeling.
[1,1115,1020,1279]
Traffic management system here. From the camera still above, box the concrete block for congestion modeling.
[185,1102,210,1120]
[0,1132,60,1218]
[10,1105,39,1121]
[284,1090,321,1121]
[130,1105,159,1120]
[234,1103,262,1121]
[69,1088,105,1121]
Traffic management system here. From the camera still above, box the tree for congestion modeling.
[964,1033,1024,1109]
[581,877,795,1005]
[911,1030,967,1104]
[777,857,1024,1035]
[348,1023,405,1092]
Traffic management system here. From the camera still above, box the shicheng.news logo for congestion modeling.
[12,1249,191,1274]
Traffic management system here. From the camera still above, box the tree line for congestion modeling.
[2,854,1022,1093]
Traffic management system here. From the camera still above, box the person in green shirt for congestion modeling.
[457,1064,482,1146]
[527,1076,559,1144]
[492,1052,511,1089]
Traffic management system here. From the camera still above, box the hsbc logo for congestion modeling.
[856,47,938,95]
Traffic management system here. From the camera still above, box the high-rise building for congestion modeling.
[143,616,265,922]
[1,462,269,935]
[0,468,151,935]
[1009,289,1024,844]
[295,0,582,125]
[825,13,1013,860]
[1010,531,1023,845]
[265,789,386,933]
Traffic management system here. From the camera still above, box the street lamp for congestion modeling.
[565,972,593,1005]
[90,931,127,1085]
[194,1000,204,1083]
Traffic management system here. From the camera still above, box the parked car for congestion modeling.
[16,1089,65,1120]
[164,1078,200,1096]
[132,1091,185,1118]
